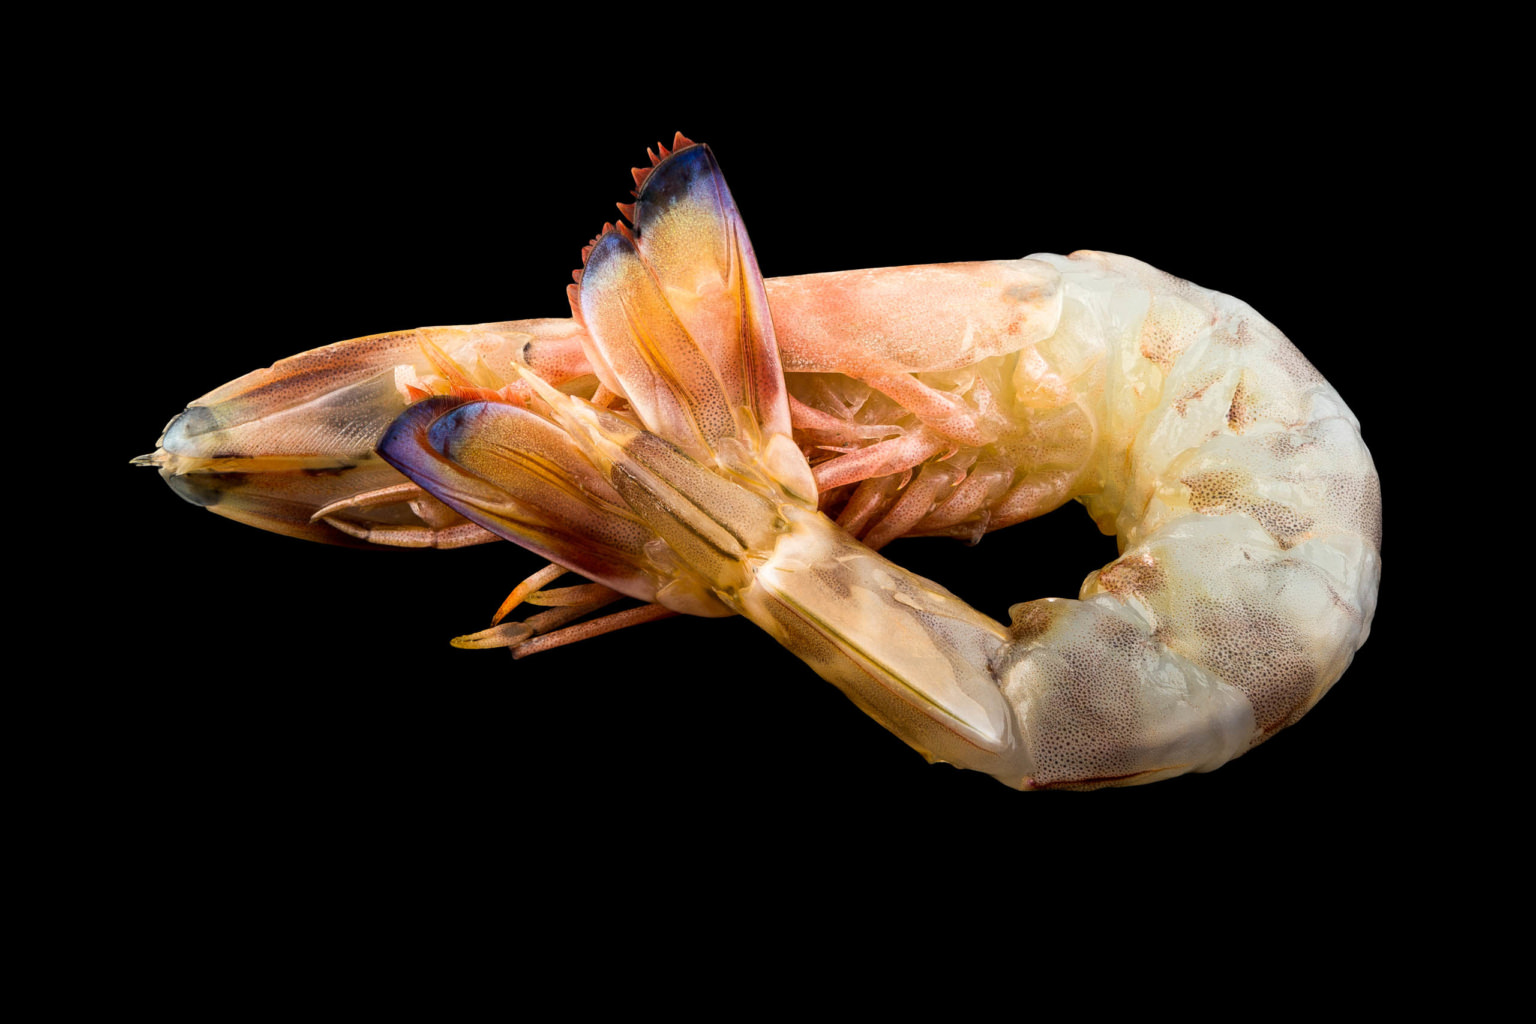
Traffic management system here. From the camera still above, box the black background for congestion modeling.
[95,73,1429,911]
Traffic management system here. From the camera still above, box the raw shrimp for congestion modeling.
[140,136,1380,789]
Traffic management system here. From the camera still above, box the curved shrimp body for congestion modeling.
[984,251,1379,786]
[141,136,1380,790]
[688,247,1381,788]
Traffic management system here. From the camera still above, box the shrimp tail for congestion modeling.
[378,138,1034,780]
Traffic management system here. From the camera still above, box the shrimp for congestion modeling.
[139,135,1380,790]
